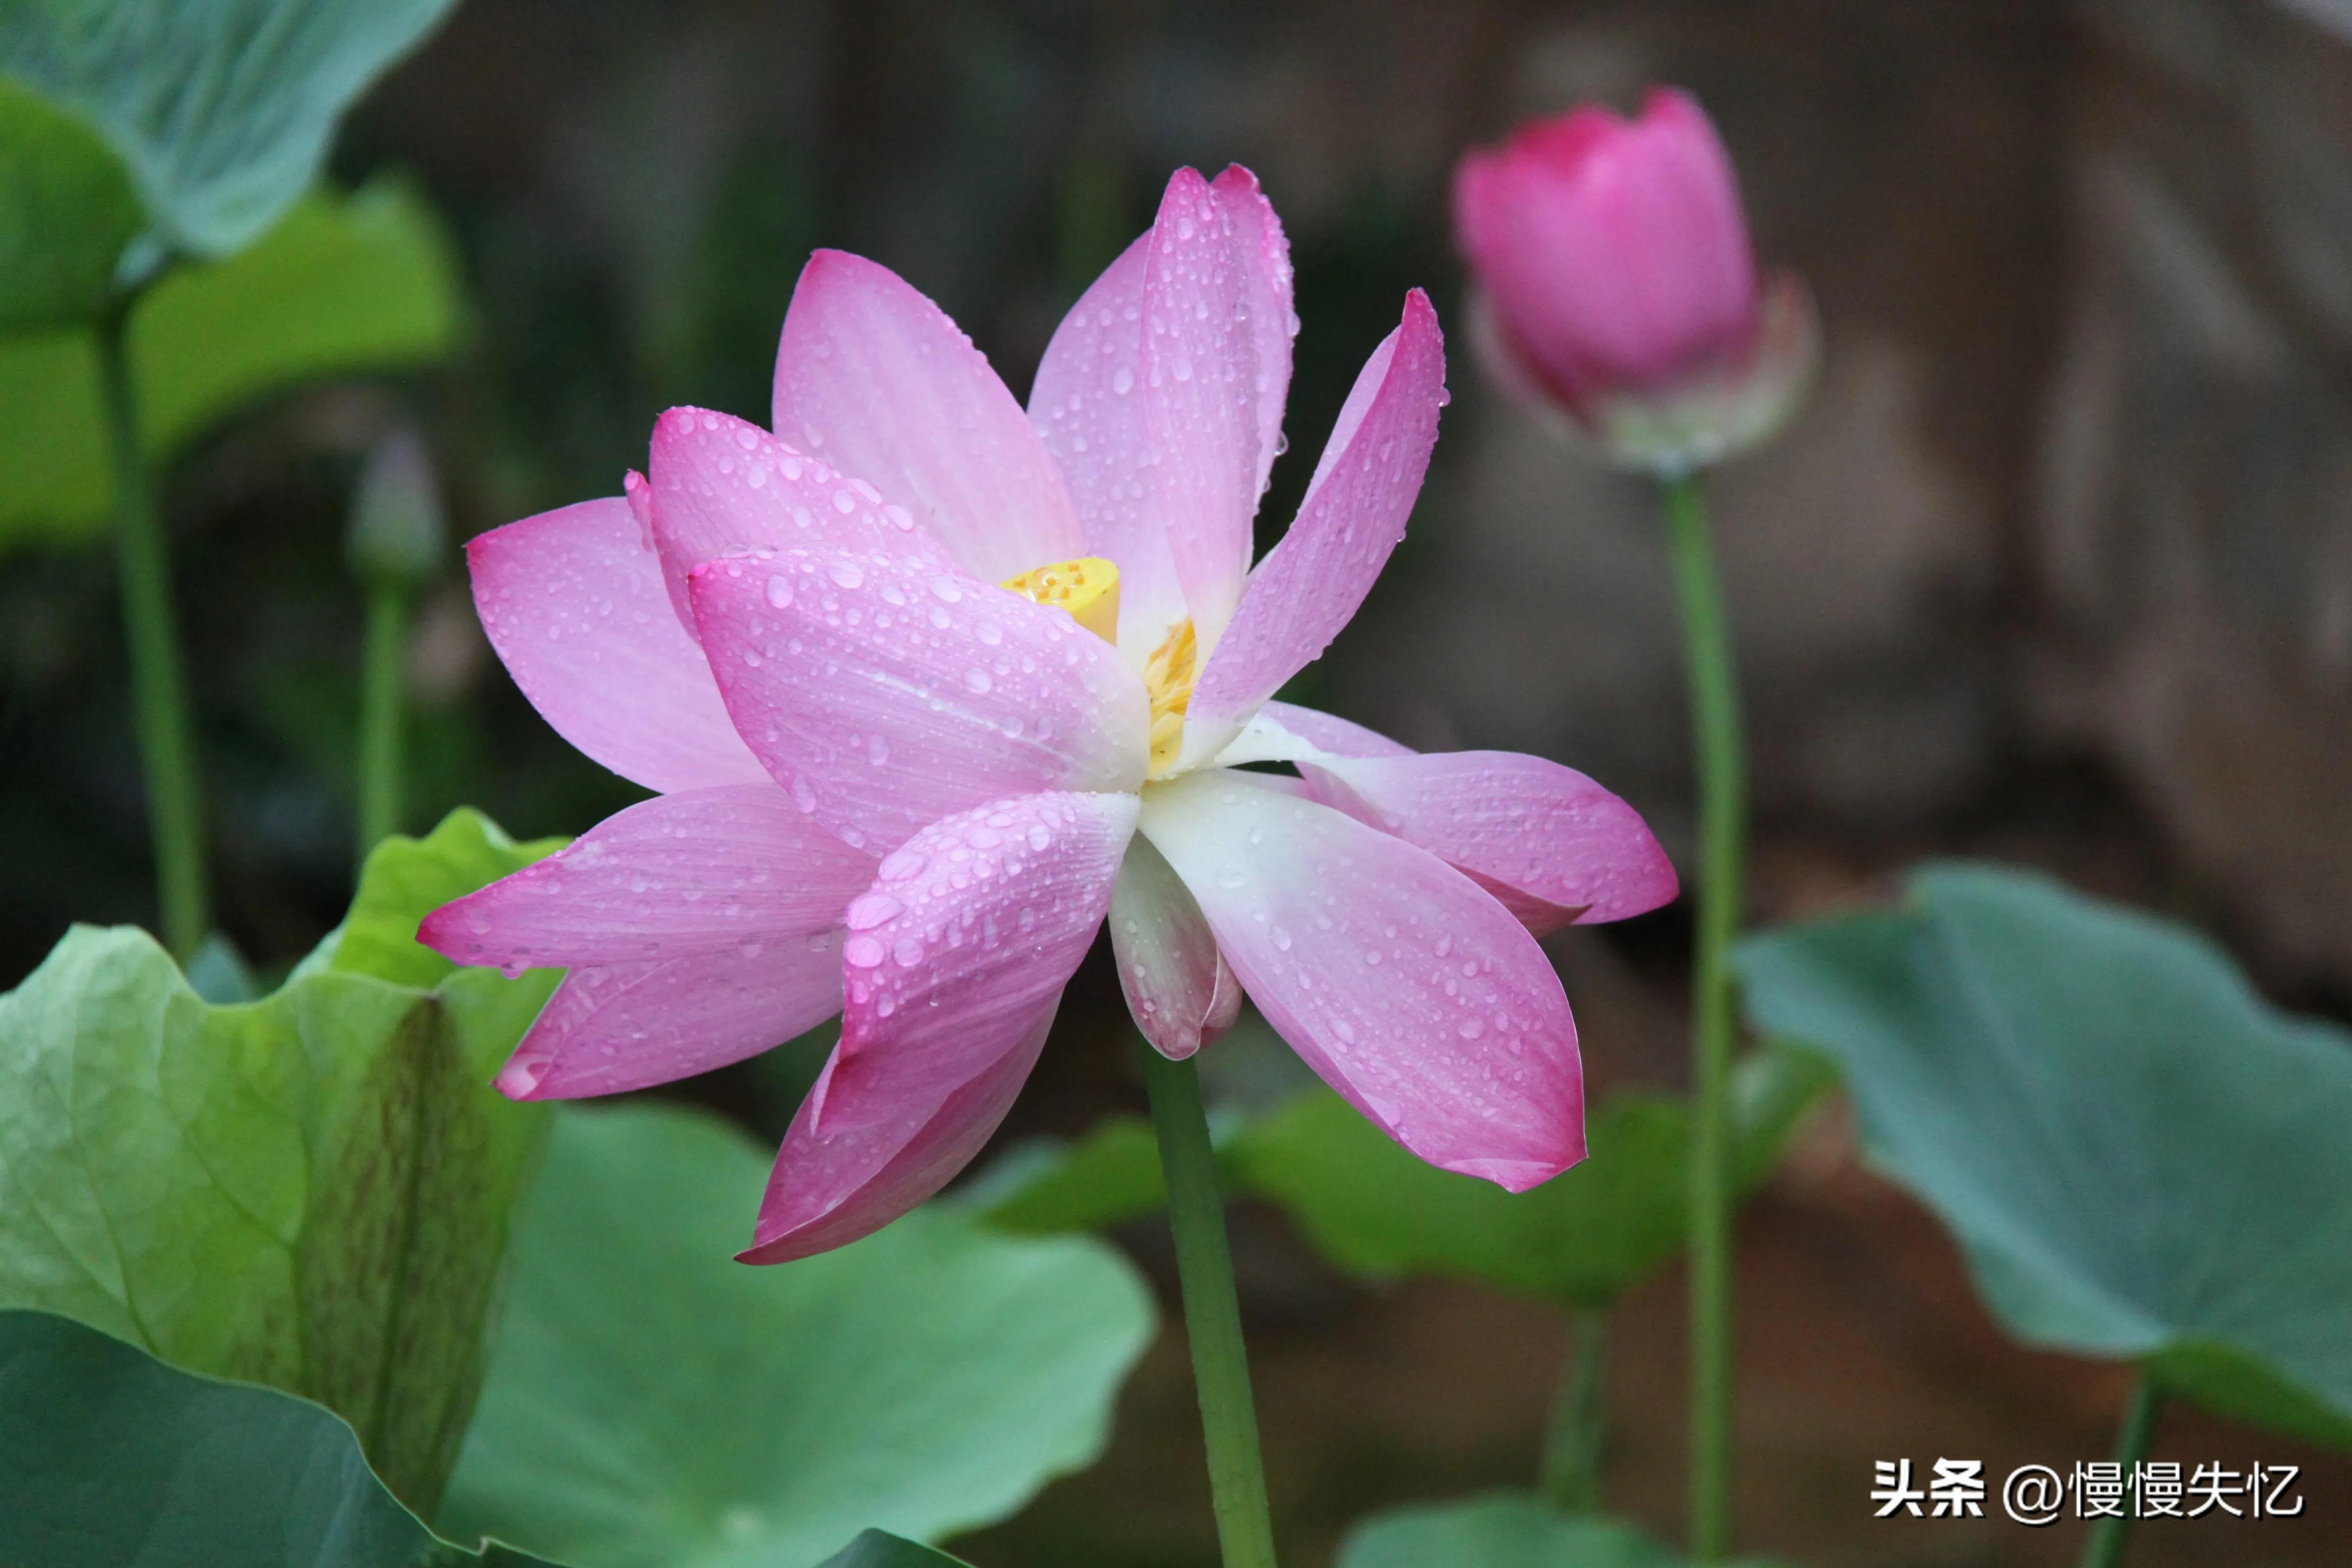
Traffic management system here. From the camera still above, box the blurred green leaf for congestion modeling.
[816,1533,974,1568]
[0,809,560,1513]
[0,1309,563,1567]
[441,1105,1156,1568]
[0,0,457,256]
[1339,1494,1787,1568]
[1736,862,2352,1449]
[0,78,139,329]
[972,1115,1168,1234]
[315,804,565,988]
[0,174,463,553]
[1230,1047,1832,1308]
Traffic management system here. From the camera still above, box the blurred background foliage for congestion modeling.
[3,0,2351,1564]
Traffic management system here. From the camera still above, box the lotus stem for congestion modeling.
[1540,1304,1610,1512]
[98,300,209,959]
[1663,471,1747,1559]
[1139,1043,1278,1568]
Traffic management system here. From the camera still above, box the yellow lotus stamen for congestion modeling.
[1142,617,1198,777]
[1001,556,1121,645]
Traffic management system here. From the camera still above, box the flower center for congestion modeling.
[1000,556,1196,779]
[1000,556,1120,644]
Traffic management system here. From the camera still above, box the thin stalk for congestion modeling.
[2081,1378,2163,1568]
[98,303,209,958]
[1139,1044,1278,1568]
[355,578,410,862]
[1663,472,1747,1560]
[1539,1306,1610,1512]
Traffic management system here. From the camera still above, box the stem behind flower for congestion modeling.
[98,299,210,960]
[1139,1044,1279,1568]
[1663,473,1747,1560]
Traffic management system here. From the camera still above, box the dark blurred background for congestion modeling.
[4,1,2351,1563]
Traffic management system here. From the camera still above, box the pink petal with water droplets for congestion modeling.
[1298,749,1677,930]
[1211,165,1298,500]
[493,940,845,1101]
[690,548,1148,854]
[1140,168,1262,647]
[739,1008,1050,1265]
[648,406,954,633]
[418,783,876,970]
[816,790,1137,1134]
[1141,769,1583,1190]
[772,249,1083,582]
[1181,291,1446,765]
[1109,833,1232,1061]
[467,497,769,793]
[1029,232,1187,663]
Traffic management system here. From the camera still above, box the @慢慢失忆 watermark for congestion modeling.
[1869,1460,2304,1524]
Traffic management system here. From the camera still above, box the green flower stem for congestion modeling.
[1663,472,1747,1560]
[355,578,410,862]
[98,301,209,959]
[1539,1305,1610,1513]
[2081,1377,2163,1568]
[1139,1044,1279,1568]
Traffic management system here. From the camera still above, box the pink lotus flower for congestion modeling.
[422,167,1677,1263]
[1454,88,1817,471]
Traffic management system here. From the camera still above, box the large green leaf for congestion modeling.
[971,1115,1169,1234]
[441,1105,1156,1568]
[0,809,560,1513]
[1339,1494,1786,1568]
[0,175,463,552]
[1229,1047,1833,1307]
[815,1534,972,1568]
[0,77,139,329]
[0,0,457,256]
[1735,863,2352,1449]
[0,1308,561,1567]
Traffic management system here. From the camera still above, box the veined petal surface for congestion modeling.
[1140,168,1264,649]
[468,497,769,792]
[648,406,953,632]
[1142,770,1583,1190]
[772,249,1083,582]
[494,942,846,1102]
[1108,832,1237,1060]
[692,549,1149,854]
[1181,291,1446,765]
[819,790,1138,1133]
[419,784,876,970]
[741,1011,1050,1265]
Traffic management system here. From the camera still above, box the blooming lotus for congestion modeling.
[422,167,1676,1262]
[1453,88,1817,471]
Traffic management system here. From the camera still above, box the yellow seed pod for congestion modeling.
[1001,556,1121,644]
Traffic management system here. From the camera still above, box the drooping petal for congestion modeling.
[1180,290,1447,766]
[467,496,769,792]
[691,549,1148,854]
[1212,703,1675,933]
[1107,832,1235,1060]
[1029,232,1186,664]
[492,939,845,1101]
[1212,165,1297,500]
[739,1008,1050,1265]
[818,790,1138,1133]
[1298,750,1677,930]
[1140,168,1262,648]
[1141,770,1583,1190]
[418,784,876,970]
[647,405,953,632]
[771,249,1083,582]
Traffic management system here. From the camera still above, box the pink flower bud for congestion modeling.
[1453,88,1817,472]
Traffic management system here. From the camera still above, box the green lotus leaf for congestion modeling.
[0,1308,562,1567]
[1229,1046,1833,1307]
[0,808,559,1512]
[1736,862,2352,1449]
[441,1105,1156,1568]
